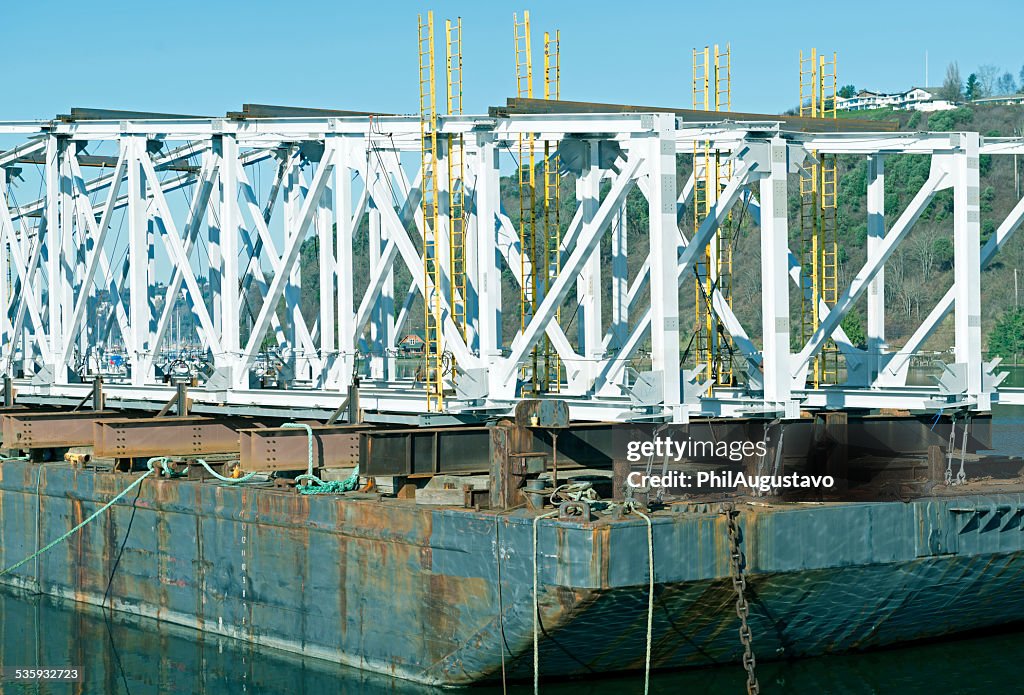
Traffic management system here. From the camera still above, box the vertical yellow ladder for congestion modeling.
[419,12,444,412]
[692,46,713,386]
[714,43,734,387]
[798,49,841,387]
[446,17,467,348]
[542,29,561,393]
[693,44,734,389]
[819,52,840,383]
[514,11,539,391]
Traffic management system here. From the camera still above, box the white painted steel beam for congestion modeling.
[0,113,1018,421]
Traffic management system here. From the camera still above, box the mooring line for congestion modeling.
[1,465,157,577]
[624,500,655,695]
[533,509,559,695]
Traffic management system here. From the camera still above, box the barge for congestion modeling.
[2,406,1023,686]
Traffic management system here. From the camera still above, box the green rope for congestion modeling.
[0,464,157,577]
[282,422,359,495]
[193,457,259,483]
[149,456,188,478]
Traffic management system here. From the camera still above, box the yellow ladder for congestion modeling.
[541,29,561,393]
[713,44,734,386]
[798,48,841,387]
[514,11,540,392]
[692,44,734,389]
[799,49,818,118]
[818,52,839,382]
[692,46,712,385]
[446,17,467,346]
[419,12,444,412]
[799,159,819,383]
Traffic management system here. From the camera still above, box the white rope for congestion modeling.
[627,502,655,695]
[533,509,558,695]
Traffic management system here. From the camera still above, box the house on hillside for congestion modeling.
[836,86,955,112]
[972,93,1024,106]
[399,332,426,356]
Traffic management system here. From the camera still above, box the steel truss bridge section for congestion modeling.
[1,107,1023,424]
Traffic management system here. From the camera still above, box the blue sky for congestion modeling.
[3,0,1023,119]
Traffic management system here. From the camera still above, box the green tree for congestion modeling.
[932,236,954,269]
[840,309,867,349]
[965,73,980,101]
[838,84,856,99]
[988,308,1024,363]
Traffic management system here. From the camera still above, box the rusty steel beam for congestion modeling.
[92,416,242,458]
[360,426,495,477]
[1,410,136,449]
[238,424,368,472]
[359,422,620,477]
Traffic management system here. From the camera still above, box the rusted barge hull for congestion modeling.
[2,460,1024,685]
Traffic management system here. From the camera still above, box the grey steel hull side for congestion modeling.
[1,461,1023,685]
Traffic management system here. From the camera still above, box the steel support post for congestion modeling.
[208,139,224,346]
[576,141,603,385]
[647,119,683,421]
[334,143,354,390]
[953,133,983,400]
[610,201,628,346]
[475,135,503,397]
[866,155,885,383]
[600,198,629,396]
[125,135,151,386]
[464,149,480,353]
[284,162,303,380]
[58,142,76,384]
[220,133,240,372]
[0,167,10,354]
[44,135,62,378]
[368,200,395,380]
[759,137,792,411]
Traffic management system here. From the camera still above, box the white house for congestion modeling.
[836,87,955,112]
[972,93,1024,106]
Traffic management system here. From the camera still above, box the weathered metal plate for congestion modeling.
[238,425,368,472]
[1,410,137,449]
[360,426,493,476]
[92,416,241,458]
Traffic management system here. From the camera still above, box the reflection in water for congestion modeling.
[1,585,1024,694]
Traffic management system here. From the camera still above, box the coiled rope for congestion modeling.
[282,422,360,494]
[1,462,158,577]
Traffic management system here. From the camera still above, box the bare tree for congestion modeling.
[977,64,999,97]
[909,227,939,279]
[996,71,1019,95]
[940,62,963,102]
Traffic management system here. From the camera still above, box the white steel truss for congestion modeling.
[1,112,1022,422]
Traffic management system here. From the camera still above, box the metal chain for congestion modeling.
[723,504,759,695]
